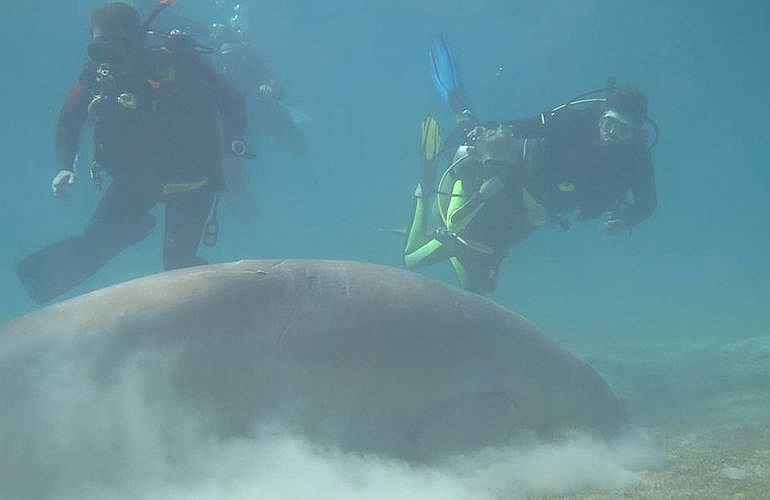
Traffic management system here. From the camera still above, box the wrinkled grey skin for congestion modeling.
[0,260,626,462]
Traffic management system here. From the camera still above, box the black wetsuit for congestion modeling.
[17,47,246,304]
[508,104,657,229]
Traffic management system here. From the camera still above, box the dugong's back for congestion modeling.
[0,260,626,461]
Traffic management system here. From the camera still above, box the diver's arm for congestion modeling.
[205,62,248,145]
[607,153,657,233]
[55,80,89,172]
[624,155,658,228]
[245,48,283,99]
[504,107,592,139]
[503,113,550,138]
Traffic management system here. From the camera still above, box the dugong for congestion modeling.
[0,259,626,462]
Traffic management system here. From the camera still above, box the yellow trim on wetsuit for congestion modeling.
[162,178,210,195]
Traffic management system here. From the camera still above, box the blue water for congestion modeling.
[1,0,768,349]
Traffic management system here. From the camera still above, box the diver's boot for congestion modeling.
[16,236,109,304]
[16,212,156,304]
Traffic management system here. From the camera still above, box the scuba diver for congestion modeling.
[504,82,657,235]
[404,35,658,294]
[16,1,248,304]
[404,118,542,294]
[205,3,309,222]
[209,3,308,156]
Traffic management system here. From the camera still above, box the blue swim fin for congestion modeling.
[429,35,470,114]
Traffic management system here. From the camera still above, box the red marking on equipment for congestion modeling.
[64,81,83,110]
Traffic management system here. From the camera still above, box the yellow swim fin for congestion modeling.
[419,115,442,164]
[419,115,442,195]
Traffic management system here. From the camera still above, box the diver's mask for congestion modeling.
[598,109,638,145]
[88,35,137,64]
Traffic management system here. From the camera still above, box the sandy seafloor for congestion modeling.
[553,335,770,499]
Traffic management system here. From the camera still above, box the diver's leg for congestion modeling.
[16,180,157,304]
[406,175,471,254]
[447,223,538,295]
[449,255,498,295]
[404,238,453,269]
[405,177,484,270]
[403,116,448,269]
[454,190,543,293]
[403,184,454,268]
[445,179,487,233]
[444,179,468,231]
[448,257,470,290]
[163,187,214,270]
[404,184,429,255]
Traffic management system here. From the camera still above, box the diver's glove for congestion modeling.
[602,212,630,235]
[52,169,76,196]
[258,84,273,98]
[478,175,505,200]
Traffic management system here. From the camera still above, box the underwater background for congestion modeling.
[0,1,768,497]
[2,0,767,346]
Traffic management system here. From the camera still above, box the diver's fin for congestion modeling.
[429,35,460,102]
[419,115,442,193]
[419,115,441,163]
[429,35,470,116]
